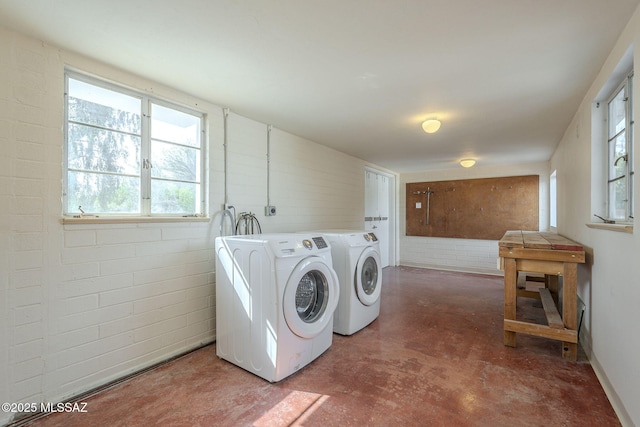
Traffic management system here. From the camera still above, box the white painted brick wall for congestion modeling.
[12,304,42,326]
[12,286,43,308]
[12,357,42,385]
[56,332,134,369]
[61,244,137,265]
[60,273,133,300]
[96,228,162,245]
[9,340,42,366]
[62,262,101,282]
[1,26,375,425]
[50,327,100,353]
[13,322,43,346]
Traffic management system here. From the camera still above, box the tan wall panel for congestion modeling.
[406,175,539,240]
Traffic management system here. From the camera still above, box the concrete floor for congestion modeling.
[21,267,620,426]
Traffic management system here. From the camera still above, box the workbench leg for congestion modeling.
[562,263,578,361]
[546,274,559,308]
[504,258,517,347]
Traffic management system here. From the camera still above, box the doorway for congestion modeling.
[364,168,395,267]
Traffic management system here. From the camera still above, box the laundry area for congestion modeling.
[9,268,620,426]
[2,1,640,427]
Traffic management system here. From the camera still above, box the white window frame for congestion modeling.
[63,70,207,217]
[605,72,634,223]
[549,170,557,229]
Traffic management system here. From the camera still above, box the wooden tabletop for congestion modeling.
[499,230,584,251]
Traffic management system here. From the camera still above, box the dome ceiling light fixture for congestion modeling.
[421,119,441,134]
[460,159,476,168]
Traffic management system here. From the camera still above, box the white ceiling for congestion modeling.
[1,0,639,173]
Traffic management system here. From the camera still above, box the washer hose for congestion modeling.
[236,212,262,235]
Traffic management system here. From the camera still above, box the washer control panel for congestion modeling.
[311,236,328,249]
[364,232,378,242]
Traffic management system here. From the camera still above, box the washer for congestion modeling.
[312,230,382,335]
[215,233,339,382]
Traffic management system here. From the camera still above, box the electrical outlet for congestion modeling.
[265,205,276,216]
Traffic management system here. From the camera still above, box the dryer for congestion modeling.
[313,230,382,335]
[215,233,339,382]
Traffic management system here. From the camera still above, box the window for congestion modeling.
[606,72,634,222]
[549,170,557,228]
[64,72,205,216]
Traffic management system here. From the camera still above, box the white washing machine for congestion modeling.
[215,233,339,382]
[313,230,382,335]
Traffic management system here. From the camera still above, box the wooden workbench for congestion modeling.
[498,231,585,360]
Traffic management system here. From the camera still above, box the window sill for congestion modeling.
[61,216,210,225]
[585,222,633,233]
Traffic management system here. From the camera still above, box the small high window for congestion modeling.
[64,71,205,216]
[550,170,557,228]
[606,72,634,222]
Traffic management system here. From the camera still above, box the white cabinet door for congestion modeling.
[365,170,378,218]
[378,174,389,218]
[365,170,391,268]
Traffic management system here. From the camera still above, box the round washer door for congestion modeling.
[283,256,339,339]
[355,246,382,306]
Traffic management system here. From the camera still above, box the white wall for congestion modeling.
[0,27,379,425]
[550,6,640,425]
[399,162,550,274]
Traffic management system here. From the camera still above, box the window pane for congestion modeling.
[608,87,626,138]
[68,78,141,134]
[150,140,199,182]
[549,171,557,228]
[68,171,140,214]
[631,172,634,218]
[608,132,626,179]
[608,178,627,219]
[68,123,141,174]
[151,180,199,214]
[151,103,200,147]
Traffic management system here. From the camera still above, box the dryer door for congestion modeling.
[355,246,382,306]
[283,256,339,339]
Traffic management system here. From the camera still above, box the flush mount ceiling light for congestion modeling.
[421,119,441,134]
[460,159,476,168]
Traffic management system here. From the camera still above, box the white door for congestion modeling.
[364,170,392,267]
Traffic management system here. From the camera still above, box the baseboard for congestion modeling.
[399,261,502,276]
[576,298,633,426]
[588,353,635,427]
